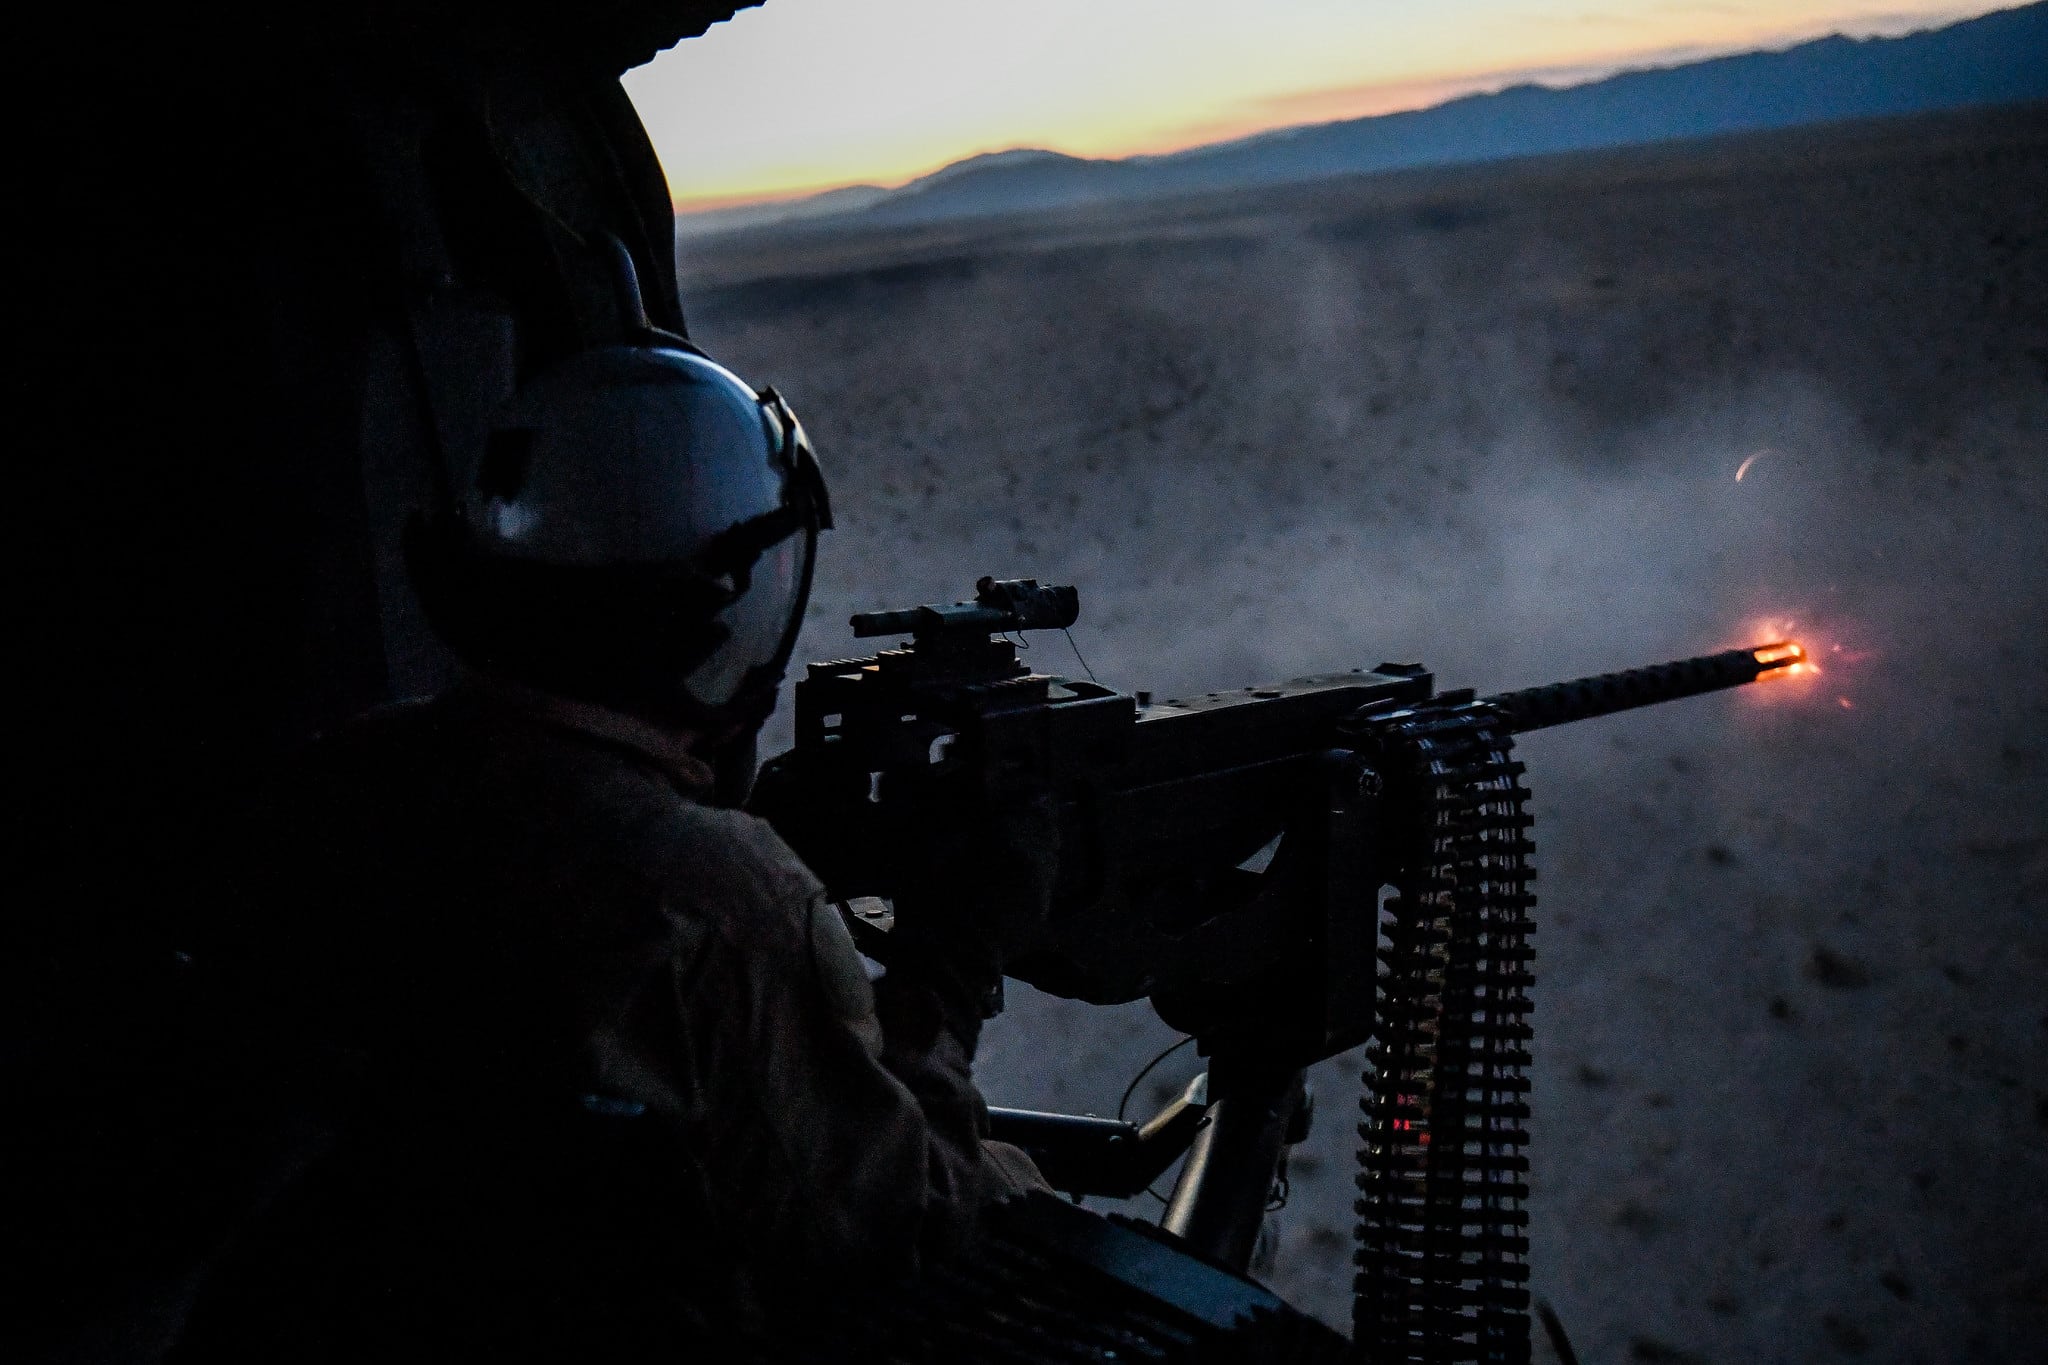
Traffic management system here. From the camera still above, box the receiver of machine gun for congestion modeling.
[752,576,1802,1362]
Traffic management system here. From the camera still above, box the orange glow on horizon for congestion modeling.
[674,184,853,215]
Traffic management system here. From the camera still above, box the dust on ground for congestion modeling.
[685,105,2048,1362]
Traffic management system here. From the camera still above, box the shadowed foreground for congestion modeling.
[682,104,2048,1361]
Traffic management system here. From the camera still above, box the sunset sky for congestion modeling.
[623,0,2010,212]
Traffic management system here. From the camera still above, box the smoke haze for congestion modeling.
[686,105,2047,1359]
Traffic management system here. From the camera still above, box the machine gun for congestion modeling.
[751,576,1805,1364]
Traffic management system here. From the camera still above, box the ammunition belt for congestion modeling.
[1349,702,1536,1364]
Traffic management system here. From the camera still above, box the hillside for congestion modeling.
[680,1,2048,236]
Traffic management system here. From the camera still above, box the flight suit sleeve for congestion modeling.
[583,802,1043,1309]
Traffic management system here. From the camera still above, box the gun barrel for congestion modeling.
[1484,642,1803,733]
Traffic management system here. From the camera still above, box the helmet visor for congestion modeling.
[679,385,827,712]
[685,522,812,709]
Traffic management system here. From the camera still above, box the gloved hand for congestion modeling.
[888,777,1061,998]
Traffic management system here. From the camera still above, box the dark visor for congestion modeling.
[682,389,829,709]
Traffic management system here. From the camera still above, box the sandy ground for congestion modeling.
[680,105,2048,1362]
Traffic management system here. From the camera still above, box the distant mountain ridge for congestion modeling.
[677,1,2048,238]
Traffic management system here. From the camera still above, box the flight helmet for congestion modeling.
[409,341,831,735]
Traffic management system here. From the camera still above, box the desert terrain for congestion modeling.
[681,104,2047,1362]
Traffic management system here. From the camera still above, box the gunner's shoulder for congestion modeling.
[660,801,824,907]
[518,729,825,919]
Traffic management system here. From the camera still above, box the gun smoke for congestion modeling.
[685,107,2047,1361]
